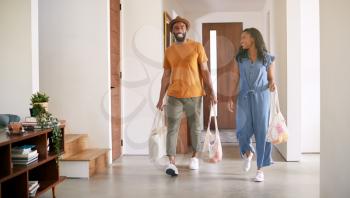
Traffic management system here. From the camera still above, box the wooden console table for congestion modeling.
[0,126,65,198]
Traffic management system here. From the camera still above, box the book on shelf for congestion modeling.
[12,150,38,159]
[47,138,51,152]
[22,124,42,131]
[12,147,39,165]
[12,152,38,162]
[21,122,37,126]
[12,156,38,165]
[12,145,37,154]
[22,117,41,131]
[25,117,37,123]
[28,180,39,191]
[29,181,40,197]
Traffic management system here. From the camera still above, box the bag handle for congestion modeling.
[273,88,281,113]
[269,87,282,125]
[152,110,165,129]
[206,105,219,135]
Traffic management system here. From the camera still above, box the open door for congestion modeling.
[202,23,243,129]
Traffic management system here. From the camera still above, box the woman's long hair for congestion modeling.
[236,28,268,65]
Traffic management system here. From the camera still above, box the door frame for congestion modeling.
[110,0,122,161]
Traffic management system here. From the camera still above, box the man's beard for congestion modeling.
[174,32,186,42]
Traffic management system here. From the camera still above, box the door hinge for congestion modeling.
[121,139,123,146]
[120,72,122,79]
[120,3,122,10]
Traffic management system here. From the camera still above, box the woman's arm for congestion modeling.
[228,60,240,112]
[267,62,276,92]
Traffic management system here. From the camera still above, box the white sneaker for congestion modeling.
[243,153,253,172]
[189,157,199,170]
[254,171,264,182]
[165,163,178,177]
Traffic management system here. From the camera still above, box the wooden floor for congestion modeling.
[42,143,319,198]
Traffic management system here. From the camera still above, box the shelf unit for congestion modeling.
[0,126,65,198]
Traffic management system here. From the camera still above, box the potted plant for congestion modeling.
[30,92,49,111]
[36,110,62,159]
[30,92,49,116]
[29,94,62,162]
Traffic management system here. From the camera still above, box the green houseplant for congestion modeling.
[31,92,49,104]
[36,110,62,159]
[29,93,62,161]
[30,92,49,113]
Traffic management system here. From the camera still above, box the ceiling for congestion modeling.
[175,0,267,13]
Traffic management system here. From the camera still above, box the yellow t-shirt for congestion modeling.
[164,39,208,98]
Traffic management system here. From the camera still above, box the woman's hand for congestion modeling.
[269,81,276,92]
[227,100,235,112]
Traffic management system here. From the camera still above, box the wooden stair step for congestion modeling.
[60,149,109,178]
[63,134,88,158]
[64,134,87,144]
[61,149,109,161]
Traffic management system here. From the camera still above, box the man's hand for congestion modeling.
[157,68,171,111]
[199,61,218,106]
[227,99,235,112]
[156,99,165,111]
[210,93,218,105]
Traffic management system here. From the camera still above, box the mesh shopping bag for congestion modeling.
[267,88,288,144]
[201,106,222,163]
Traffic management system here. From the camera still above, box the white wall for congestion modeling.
[263,0,288,158]
[122,0,163,154]
[31,0,39,93]
[163,0,185,18]
[263,0,288,132]
[39,0,111,153]
[187,12,265,44]
[285,0,303,161]
[320,0,350,196]
[0,0,37,119]
[300,0,320,153]
[264,0,304,161]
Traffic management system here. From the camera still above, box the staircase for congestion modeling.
[60,134,109,178]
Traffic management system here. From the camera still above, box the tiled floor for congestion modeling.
[42,143,319,198]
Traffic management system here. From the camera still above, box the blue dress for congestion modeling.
[236,53,275,168]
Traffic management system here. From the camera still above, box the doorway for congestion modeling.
[202,22,243,130]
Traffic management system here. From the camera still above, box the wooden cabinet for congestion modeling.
[0,126,65,198]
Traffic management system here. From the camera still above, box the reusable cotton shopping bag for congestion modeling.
[267,88,289,144]
[149,110,167,161]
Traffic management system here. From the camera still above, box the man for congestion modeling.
[156,16,217,176]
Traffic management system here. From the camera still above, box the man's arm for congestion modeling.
[199,62,217,104]
[157,68,171,110]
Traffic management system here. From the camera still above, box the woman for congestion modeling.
[228,28,276,182]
